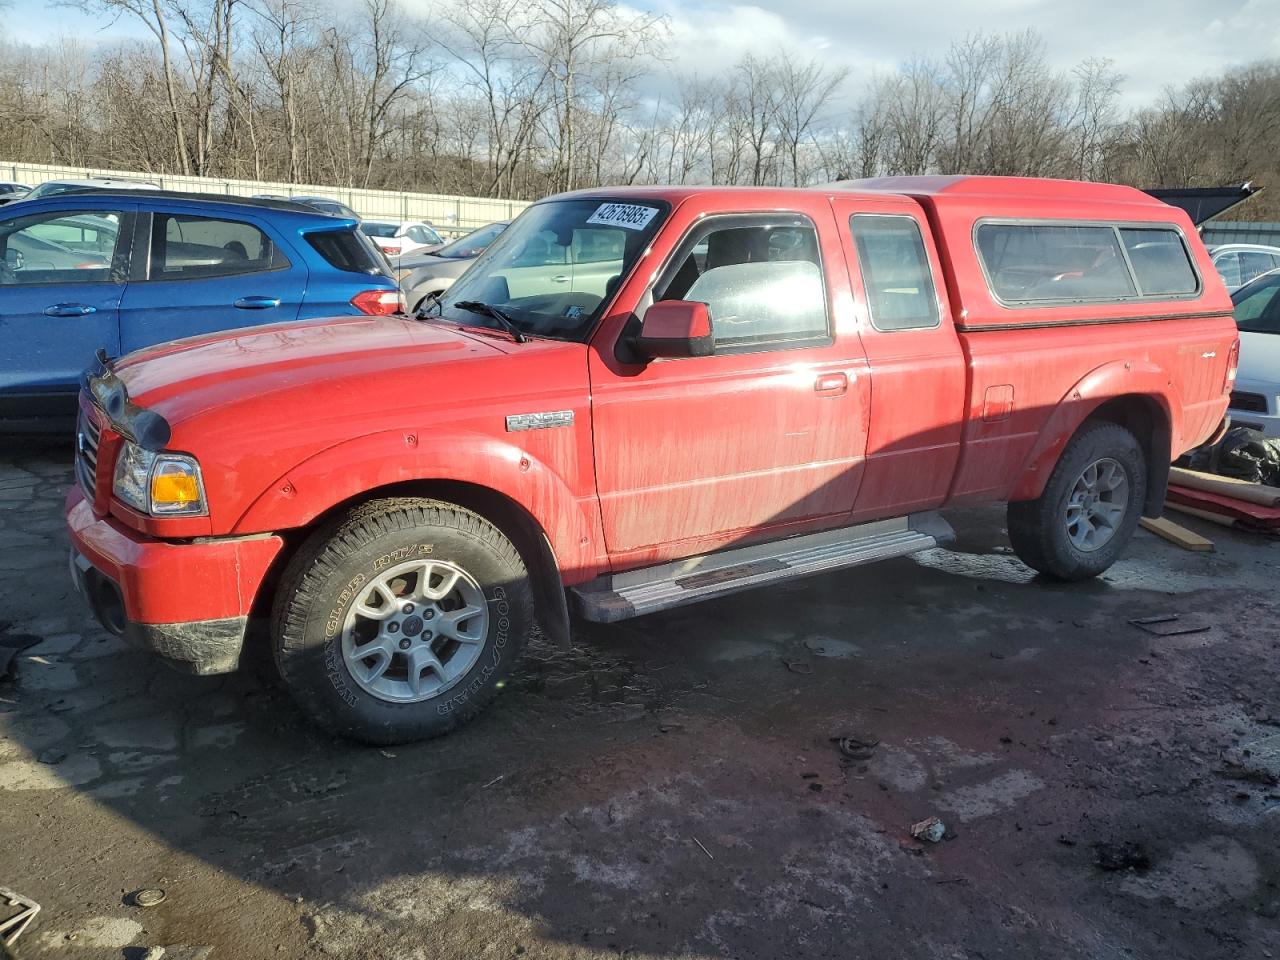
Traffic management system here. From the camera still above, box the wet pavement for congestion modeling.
[1,445,1278,959]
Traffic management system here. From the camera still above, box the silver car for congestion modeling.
[401,221,508,312]
[1210,243,1280,293]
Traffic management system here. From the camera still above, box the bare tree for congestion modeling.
[773,57,848,186]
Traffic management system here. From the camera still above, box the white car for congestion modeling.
[1228,269,1280,437]
[1211,243,1280,293]
[0,181,31,205]
[360,220,445,258]
[25,176,159,200]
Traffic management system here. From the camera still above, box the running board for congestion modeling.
[572,512,954,623]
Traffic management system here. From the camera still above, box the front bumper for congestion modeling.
[66,488,284,675]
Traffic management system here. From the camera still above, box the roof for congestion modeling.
[11,189,342,218]
[545,176,1172,210]
[834,175,1164,207]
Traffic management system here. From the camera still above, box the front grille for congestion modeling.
[76,411,102,498]
[1230,391,1269,414]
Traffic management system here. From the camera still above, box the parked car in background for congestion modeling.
[1210,243,1280,292]
[288,195,361,219]
[1227,268,1280,436]
[25,176,159,200]
[0,190,400,433]
[399,220,508,311]
[360,219,444,258]
[0,182,31,205]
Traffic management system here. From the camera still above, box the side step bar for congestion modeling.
[572,512,954,623]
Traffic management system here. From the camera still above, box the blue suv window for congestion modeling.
[149,213,288,281]
[0,209,124,285]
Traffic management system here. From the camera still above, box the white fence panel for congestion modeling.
[3,160,530,235]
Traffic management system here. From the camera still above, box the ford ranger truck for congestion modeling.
[66,176,1239,744]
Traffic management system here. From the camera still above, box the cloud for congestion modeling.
[639,0,1280,105]
[12,0,1280,109]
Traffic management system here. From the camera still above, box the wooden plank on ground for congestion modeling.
[1140,516,1214,551]
[1165,502,1239,529]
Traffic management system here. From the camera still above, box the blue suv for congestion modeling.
[0,191,401,432]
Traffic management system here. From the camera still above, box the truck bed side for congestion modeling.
[896,180,1237,509]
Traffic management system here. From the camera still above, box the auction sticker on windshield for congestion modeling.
[586,203,659,231]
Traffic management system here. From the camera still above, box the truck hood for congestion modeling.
[114,314,510,425]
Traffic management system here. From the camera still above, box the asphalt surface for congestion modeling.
[1,445,1278,959]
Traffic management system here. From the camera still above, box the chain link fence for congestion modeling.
[4,160,530,235]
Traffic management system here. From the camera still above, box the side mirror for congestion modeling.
[631,300,714,360]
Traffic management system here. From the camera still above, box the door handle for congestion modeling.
[815,372,848,395]
[234,296,282,309]
[44,303,96,317]
[550,275,570,283]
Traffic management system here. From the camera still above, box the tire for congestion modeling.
[271,497,534,744]
[1007,420,1147,582]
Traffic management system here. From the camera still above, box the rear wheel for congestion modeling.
[1007,420,1147,581]
[272,498,534,744]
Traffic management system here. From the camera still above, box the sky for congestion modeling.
[11,0,1280,107]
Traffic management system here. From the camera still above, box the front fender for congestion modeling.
[232,429,599,582]
[1010,360,1181,503]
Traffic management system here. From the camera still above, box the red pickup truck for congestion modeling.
[67,176,1237,743]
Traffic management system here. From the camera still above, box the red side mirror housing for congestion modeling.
[631,301,714,360]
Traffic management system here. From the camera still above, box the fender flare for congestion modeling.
[1010,360,1182,505]
[231,429,598,582]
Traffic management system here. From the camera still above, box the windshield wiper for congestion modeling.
[453,300,527,343]
[413,292,443,319]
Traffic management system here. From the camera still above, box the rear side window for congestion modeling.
[976,221,1201,305]
[306,229,390,276]
[1118,229,1198,296]
[150,213,287,280]
[849,215,940,331]
[977,224,1135,302]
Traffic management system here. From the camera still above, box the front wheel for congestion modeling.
[271,498,534,744]
[1007,420,1147,581]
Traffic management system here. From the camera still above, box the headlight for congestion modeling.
[112,443,207,517]
[112,442,153,512]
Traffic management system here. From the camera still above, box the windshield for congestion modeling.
[432,198,666,342]
[360,222,399,239]
[434,222,507,259]
[1232,271,1280,334]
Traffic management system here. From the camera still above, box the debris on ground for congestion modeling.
[1138,516,1213,551]
[0,887,41,947]
[910,816,947,843]
[782,659,812,675]
[1093,841,1150,872]
[1185,428,1280,487]
[831,735,879,761]
[1221,734,1280,786]
[0,630,39,681]
[1166,461,1280,534]
[130,888,168,908]
[1128,614,1211,637]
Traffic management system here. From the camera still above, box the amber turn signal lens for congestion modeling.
[152,471,200,504]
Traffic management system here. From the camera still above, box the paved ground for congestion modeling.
[1,445,1278,960]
